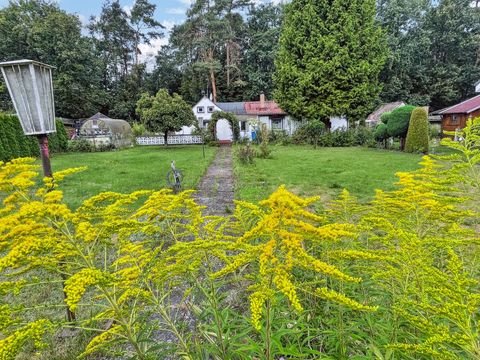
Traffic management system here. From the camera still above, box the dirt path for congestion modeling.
[194,145,234,216]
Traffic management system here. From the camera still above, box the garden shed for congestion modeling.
[80,113,133,148]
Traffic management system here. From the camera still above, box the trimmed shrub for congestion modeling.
[382,105,415,150]
[0,114,68,161]
[405,107,429,153]
[374,123,389,141]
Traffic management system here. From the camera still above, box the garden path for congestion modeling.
[194,145,234,215]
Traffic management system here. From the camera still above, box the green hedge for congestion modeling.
[0,113,68,161]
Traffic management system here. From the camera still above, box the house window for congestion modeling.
[451,115,459,125]
[271,117,283,130]
[207,106,215,113]
[203,120,210,128]
[240,121,247,131]
[197,106,205,113]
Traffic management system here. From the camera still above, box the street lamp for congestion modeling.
[0,59,56,177]
[0,59,76,322]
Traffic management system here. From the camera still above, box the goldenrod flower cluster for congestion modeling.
[0,319,51,360]
[64,268,106,311]
[0,118,479,358]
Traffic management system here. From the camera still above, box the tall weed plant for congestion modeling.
[0,119,479,359]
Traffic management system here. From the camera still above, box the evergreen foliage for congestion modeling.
[381,105,415,139]
[0,114,68,161]
[378,0,480,109]
[374,123,389,142]
[405,107,429,153]
[274,0,387,126]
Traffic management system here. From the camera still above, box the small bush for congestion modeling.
[236,144,256,164]
[429,124,441,139]
[352,126,375,147]
[293,125,374,148]
[270,131,291,145]
[405,107,429,153]
[132,123,146,137]
[236,137,250,145]
[68,139,93,152]
[257,124,272,158]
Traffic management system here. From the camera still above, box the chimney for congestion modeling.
[260,92,265,108]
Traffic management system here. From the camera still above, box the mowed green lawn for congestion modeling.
[234,146,423,203]
[49,145,216,209]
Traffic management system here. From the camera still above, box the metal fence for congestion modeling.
[136,135,203,146]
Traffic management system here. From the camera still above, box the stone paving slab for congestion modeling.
[194,145,234,215]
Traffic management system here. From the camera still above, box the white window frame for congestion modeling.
[197,106,205,113]
[207,106,215,113]
[271,118,283,130]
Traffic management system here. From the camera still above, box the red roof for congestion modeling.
[437,94,480,115]
[244,100,286,115]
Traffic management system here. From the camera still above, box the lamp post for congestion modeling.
[0,59,56,176]
[0,59,76,322]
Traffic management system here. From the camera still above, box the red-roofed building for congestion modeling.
[243,100,286,116]
[190,94,301,142]
[435,94,480,133]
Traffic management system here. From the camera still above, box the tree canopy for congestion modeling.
[274,0,387,126]
[0,0,478,121]
[136,89,196,145]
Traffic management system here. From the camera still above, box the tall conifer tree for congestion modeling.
[274,0,387,126]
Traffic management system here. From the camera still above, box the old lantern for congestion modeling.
[0,59,56,176]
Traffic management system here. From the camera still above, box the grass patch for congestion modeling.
[49,145,216,209]
[234,146,422,203]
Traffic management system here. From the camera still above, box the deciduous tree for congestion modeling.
[136,89,196,145]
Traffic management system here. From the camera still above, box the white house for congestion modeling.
[187,94,354,142]
[189,94,300,142]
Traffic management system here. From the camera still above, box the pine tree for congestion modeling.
[274,0,387,127]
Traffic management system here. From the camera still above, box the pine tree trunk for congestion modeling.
[208,48,217,102]
[226,42,230,88]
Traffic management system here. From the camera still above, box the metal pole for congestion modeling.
[37,133,76,323]
[37,134,53,177]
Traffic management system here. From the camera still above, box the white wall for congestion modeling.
[192,97,222,128]
[330,116,348,131]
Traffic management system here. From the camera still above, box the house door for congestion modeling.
[216,119,233,143]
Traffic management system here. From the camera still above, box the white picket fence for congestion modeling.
[136,135,203,146]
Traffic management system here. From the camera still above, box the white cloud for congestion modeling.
[178,0,193,6]
[77,14,88,26]
[138,18,181,70]
[123,4,133,16]
[166,7,187,15]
